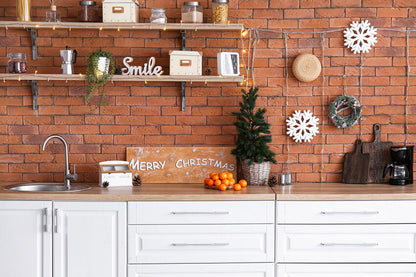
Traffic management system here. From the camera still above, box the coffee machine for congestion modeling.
[60,46,77,74]
[383,146,413,185]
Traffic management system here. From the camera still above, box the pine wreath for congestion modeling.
[329,95,362,128]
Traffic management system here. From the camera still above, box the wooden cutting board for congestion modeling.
[343,139,370,184]
[362,124,393,184]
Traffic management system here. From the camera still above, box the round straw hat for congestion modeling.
[292,53,321,82]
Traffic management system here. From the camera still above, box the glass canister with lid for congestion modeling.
[150,8,167,23]
[79,1,100,22]
[181,2,203,23]
[8,53,27,74]
[212,0,228,24]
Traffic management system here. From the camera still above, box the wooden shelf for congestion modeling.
[0,74,244,83]
[0,21,244,31]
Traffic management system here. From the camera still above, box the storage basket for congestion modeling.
[241,160,271,186]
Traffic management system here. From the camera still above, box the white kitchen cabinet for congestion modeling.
[53,201,126,277]
[277,264,416,276]
[129,263,274,277]
[0,201,52,277]
[0,200,126,277]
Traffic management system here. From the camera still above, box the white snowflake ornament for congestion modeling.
[286,110,319,143]
[344,20,377,54]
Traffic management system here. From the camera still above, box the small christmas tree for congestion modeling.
[232,87,276,166]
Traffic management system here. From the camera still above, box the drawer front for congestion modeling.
[277,200,416,224]
[128,224,274,263]
[277,264,416,277]
[276,224,416,263]
[129,263,274,277]
[129,201,274,224]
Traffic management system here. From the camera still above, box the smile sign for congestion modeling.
[126,147,236,184]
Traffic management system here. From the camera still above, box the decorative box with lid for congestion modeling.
[103,0,139,23]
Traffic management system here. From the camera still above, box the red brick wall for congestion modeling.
[1,0,415,183]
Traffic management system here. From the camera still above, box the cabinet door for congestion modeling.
[129,263,274,277]
[277,264,416,276]
[0,201,52,277]
[53,201,126,277]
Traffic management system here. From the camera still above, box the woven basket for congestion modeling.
[241,160,271,186]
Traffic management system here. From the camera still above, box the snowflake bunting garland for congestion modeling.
[344,20,377,54]
[286,110,319,143]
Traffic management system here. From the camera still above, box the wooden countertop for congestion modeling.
[1,182,416,201]
[273,183,416,200]
[0,182,275,201]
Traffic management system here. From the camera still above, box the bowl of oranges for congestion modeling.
[204,171,247,191]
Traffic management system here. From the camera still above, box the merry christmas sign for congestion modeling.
[126,147,236,183]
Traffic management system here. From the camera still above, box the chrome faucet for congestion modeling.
[42,134,78,190]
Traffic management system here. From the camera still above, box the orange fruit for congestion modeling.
[211,174,219,181]
[239,179,247,187]
[207,178,214,186]
[221,178,230,186]
[233,184,242,191]
[204,178,211,185]
[227,172,233,179]
[214,179,222,186]
[219,172,228,180]
[229,178,236,185]
[209,172,217,179]
[218,184,227,191]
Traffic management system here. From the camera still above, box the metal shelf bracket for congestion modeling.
[27,28,38,60]
[180,29,187,111]
[29,80,38,110]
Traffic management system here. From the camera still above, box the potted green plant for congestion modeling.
[85,49,115,112]
[232,86,276,185]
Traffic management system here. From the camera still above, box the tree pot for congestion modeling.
[241,160,271,186]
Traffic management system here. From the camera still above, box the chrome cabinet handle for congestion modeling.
[171,243,230,247]
[320,211,379,215]
[170,211,230,215]
[54,209,59,233]
[42,208,48,232]
[320,242,379,247]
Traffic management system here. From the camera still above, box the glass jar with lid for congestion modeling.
[212,0,228,24]
[7,53,27,74]
[150,8,167,23]
[181,2,203,23]
[79,1,99,22]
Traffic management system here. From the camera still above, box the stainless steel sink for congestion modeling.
[3,183,92,192]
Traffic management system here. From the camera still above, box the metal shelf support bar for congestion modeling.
[29,80,38,110]
[27,28,38,60]
[181,29,187,111]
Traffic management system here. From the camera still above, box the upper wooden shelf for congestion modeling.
[0,21,244,31]
[0,73,244,83]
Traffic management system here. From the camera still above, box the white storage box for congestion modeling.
[103,0,139,23]
[169,50,202,75]
[99,160,132,187]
